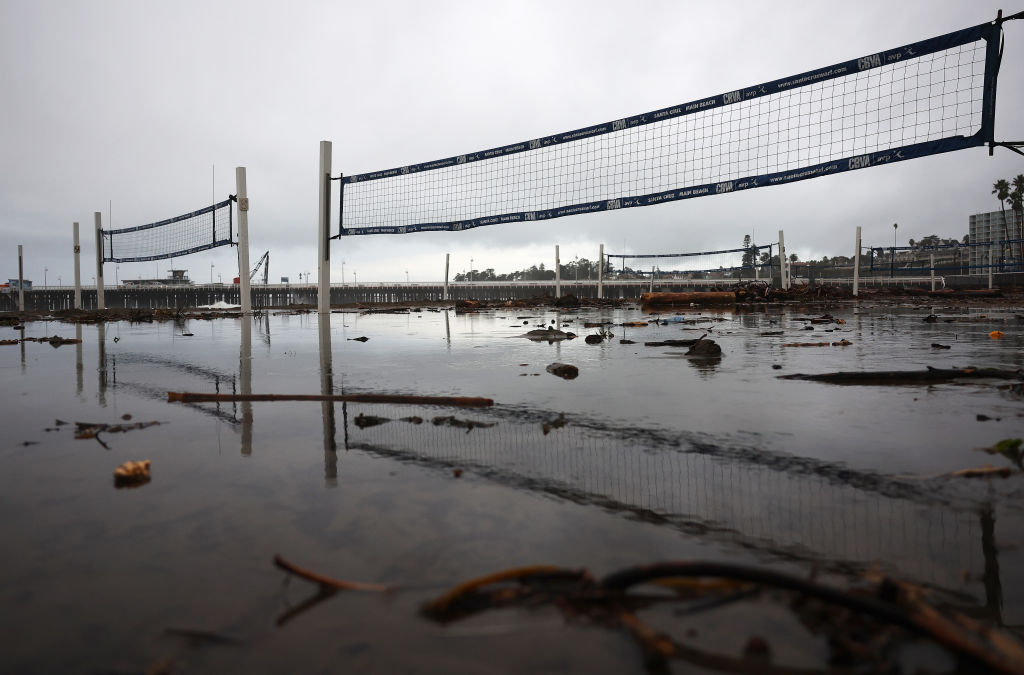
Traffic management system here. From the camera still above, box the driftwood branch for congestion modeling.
[779,367,1022,385]
[169,392,494,407]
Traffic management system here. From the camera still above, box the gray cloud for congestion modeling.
[2,0,1021,285]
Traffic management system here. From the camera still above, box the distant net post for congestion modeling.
[17,245,24,312]
[853,226,862,297]
[94,212,105,309]
[235,167,252,315]
[72,222,82,309]
[598,244,604,299]
[317,141,332,314]
[555,245,561,298]
[444,253,450,301]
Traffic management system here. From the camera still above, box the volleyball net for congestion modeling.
[100,198,234,263]
[608,246,773,278]
[336,17,1011,236]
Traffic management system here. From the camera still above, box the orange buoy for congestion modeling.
[989,330,1005,339]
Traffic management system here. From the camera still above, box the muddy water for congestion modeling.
[1,302,1022,673]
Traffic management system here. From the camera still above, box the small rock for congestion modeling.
[585,334,604,344]
[546,363,579,380]
[686,339,722,357]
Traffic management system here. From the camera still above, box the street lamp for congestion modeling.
[353,271,357,284]
[341,260,345,283]
[115,265,119,285]
[210,263,215,284]
[44,267,48,287]
[891,223,898,278]
[405,269,409,283]
[470,258,474,282]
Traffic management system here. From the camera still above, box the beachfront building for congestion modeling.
[969,209,1024,274]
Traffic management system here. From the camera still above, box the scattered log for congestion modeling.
[779,366,1022,385]
[644,338,702,347]
[949,465,1013,478]
[782,339,852,347]
[641,291,736,306]
[167,392,494,407]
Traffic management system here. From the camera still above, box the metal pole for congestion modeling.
[930,253,936,292]
[988,244,993,289]
[555,245,561,298]
[444,253,450,301]
[317,140,332,314]
[777,230,788,290]
[597,243,604,299]
[650,266,655,293]
[17,245,24,311]
[73,222,82,309]
[94,212,105,309]
[853,226,861,297]
[235,167,252,315]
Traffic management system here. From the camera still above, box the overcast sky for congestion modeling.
[2,0,1022,285]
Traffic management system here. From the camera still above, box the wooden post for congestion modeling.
[597,243,604,299]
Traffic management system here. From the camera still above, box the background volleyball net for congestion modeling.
[609,246,773,279]
[101,198,234,263]
[336,19,1003,236]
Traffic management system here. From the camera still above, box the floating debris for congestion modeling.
[782,339,852,347]
[780,366,1022,385]
[542,413,567,435]
[431,416,496,432]
[348,336,370,342]
[113,460,151,488]
[354,414,390,429]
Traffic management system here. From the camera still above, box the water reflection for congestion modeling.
[75,324,83,395]
[240,317,253,457]
[318,313,338,485]
[340,402,1004,618]
[97,323,107,407]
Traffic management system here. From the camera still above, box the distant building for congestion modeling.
[969,210,1024,274]
[4,279,32,291]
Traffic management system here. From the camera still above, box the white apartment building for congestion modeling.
[968,209,1023,274]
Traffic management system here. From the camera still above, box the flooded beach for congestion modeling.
[1,299,1023,673]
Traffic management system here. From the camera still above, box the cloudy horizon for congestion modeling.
[2,0,1022,287]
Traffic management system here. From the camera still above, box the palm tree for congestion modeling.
[1012,175,1024,267]
[992,179,1011,268]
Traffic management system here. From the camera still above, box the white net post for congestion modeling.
[317,141,332,314]
[598,244,604,299]
[73,222,82,309]
[235,167,252,315]
[853,226,861,297]
[444,253,450,301]
[930,253,936,291]
[94,212,105,309]
[777,230,789,290]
